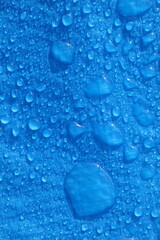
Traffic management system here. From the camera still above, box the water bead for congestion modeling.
[132,102,154,127]
[94,123,124,147]
[151,209,159,218]
[50,40,74,65]
[27,152,36,162]
[43,128,53,138]
[11,104,19,112]
[65,163,116,218]
[12,127,20,137]
[143,137,155,149]
[142,32,156,46]
[134,207,143,217]
[68,122,85,139]
[14,169,21,176]
[117,0,152,17]
[124,145,139,163]
[125,22,133,31]
[105,40,118,53]
[20,11,27,20]
[62,14,73,26]
[7,63,15,72]
[140,165,155,180]
[52,17,59,28]
[81,224,88,232]
[85,76,113,98]
[141,66,157,79]
[0,115,11,124]
[28,119,41,130]
[123,78,137,90]
[112,106,120,118]
[82,5,92,14]
[29,172,36,179]
[42,176,47,183]
[26,91,34,103]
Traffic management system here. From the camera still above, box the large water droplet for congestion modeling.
[116,0,152,17]
[64,163,116,218]
[94,123,124,147]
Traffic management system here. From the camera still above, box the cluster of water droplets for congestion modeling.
[0,0,160,239]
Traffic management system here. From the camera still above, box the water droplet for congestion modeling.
[27,151,36,162]
[94,123,124,147]
[143,136,155,149]
[7,63,15,72]
[81,224,88,232]
[85,76,113,98]
[140,165,155,180]
[52,17,59,28]
[112,106,120,118]
[68,122,85,139]
[123,78,137,90]
[142,32,156,46]
[26,91,34,103]
[151,209,159,218]
[11,104,19,112]
[42,176,47,183]
[132,100,154,127]
[65,163,116,218]
[12,126,20,137]
[28,119,41,130]
[14,169,20,176]
[20,11,27,20]
[0,115,11,124]
[117,0,152,17]
[43,128,53,138]
[50,40,74,65]
[134,207,143,217]
[29,172,36,179]
[105,40,118,53]
[124,144,139,163]
[140,65,156,79]
[82,5,92,14]
[62,14,73,26]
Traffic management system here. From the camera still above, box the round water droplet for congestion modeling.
[27,152,36,162]
[81,224,88,232]
[143,137,155,149]
[134,207,143,217]
[112,107,120,118]
[0,115,11,124]
[151,209,159,218]
[42,176,47,183]
[20,11,27,20]
[82,5,92,13]
[52,17,59,27]
[14,169,20,176]
[125,22,133,31]
[26,91,34,103]
[11,104,19,112]
[29,172,35,179]
[28,119,41,130]
[43,128,53,138]
[62,14,73,26]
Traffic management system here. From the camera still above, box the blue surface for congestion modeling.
[0,0,159,239]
